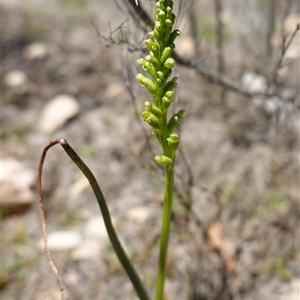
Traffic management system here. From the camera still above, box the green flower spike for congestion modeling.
[136,1,184,300]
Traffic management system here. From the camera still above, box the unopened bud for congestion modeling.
[168,29,181,45]
[167,109,185,132]
[160,47,172,63]
[164,57,175,69]
[144,101,162,118]
[136,74,156,94]
[142,111,160,129]
[154,155,173,166]
[164,58,175,69]
[167,133,179,151]
[164,77,178,94]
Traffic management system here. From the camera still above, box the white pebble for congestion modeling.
[38,94,80,133]
[23,42,48,61]
[242,72,266,94]
[39,230,82,251]
[4,70,27,88]
[126,206,151,223]
[71,238,104,260]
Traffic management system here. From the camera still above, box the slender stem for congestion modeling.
[38,139,151,300]
[155,164,175,300]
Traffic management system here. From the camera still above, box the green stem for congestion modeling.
[155,164,175,300]
[56,139,151,300]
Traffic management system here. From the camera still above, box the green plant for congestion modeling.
[13,225,28,245]
[136,0,183,298]
[58,205,81,228]
[261,256,292,281]
[1,252,35,287]
[264,190,287,214]
[37,1,182,299]
[216,182,240,205]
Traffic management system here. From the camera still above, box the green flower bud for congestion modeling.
[164,58,175,69]
[165,19,173,27]
[143,62,156,79]
[136,74,156,94]
[164,77,178,94]
[144,101,162,118]
[141,111,160,129]
[167,133,179,144]
[165,91,174,99]
[171,13,176,23]
[160,47,172,63]
[167,133,179,151]
[152,129,159,136]
[159,10,166,20]
[155,20,161,28]
[154,30,162,41]
[163,69,172,81]
[145,39,156,52]
[157,71,164,80]
[162,97,171,109]
[141,110,150,119]
[137,58,145,65]
[168,29,181,45]
[144,101,152,111]
[169,42,175,50]
[145,55,160,69]
[167,109,185,133]
[145,39,159,59]
[154,155,173,166]
[162,90,174,109]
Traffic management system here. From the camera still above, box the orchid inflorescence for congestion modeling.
[136,0,184,167]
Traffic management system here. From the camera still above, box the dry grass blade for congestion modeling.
[36,139,66,300]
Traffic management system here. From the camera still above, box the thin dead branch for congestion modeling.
[271,22,300,85]
[214,0,225,74]
[125,0,274,98]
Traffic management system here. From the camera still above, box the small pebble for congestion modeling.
[39,230,82,251]
[38,94,80,133]
[4,70,27,88]
[23,42,48,61]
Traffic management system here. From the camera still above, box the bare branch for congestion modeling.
[125,0,273,98]
[265,0,277,65]
[271,22,300,85]
[214,0,225,74]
